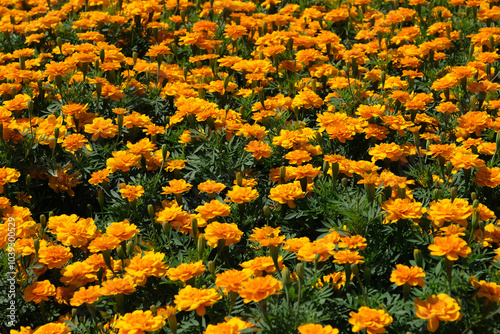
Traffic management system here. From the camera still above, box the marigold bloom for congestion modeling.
[70,285,101,306]
[167,260,206,285]
[369,143,405,162]
[414,294,462,332]
[100,277,136,296]
[62,134,88,153]
[298,324,339,334]
[84,117,118,141]
[24,280,56,303]
[89,169,111,185]
[238,275,282,303]
[0,167,20,193]
[47,169,81,197]
[315,272,347,290]
[381,198,425,224]
[269,182,305,208]
[54,217,97,248]
[161,179,192,194]
[474,167,500,187]
[225,185,258,204]
[245,140,272,160]
[60,261,98,287]
[107,151,141,173]
[450,151,486,171]
[215,269,252,294]
[390,264,425,287]
[427,198,472,227]
[195,200,231,220]
[428,235,471,261]
[285,150,312,165]
[32,323,70,334]
[349,306,393,334]
[297,240,335,262]
[332,250,364,264]
[38,245,73,269]
[240,256,284,276]
[338,235,367,250]
[115,310,166,334]
[88,234,120,252]
[205,222,243,247]
[249,225,285,247]
[125,251,168,286]
[470,276,500,304]
[119,183,144,202]
[355,104,386,120]
[197,180,226,194]
[175,286,221,316]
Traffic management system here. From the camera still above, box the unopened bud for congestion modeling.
[208,260,215,275]
[263,205,270,218]
[236,172,243,187]
[116,247,126,259]
[191,218,198,238]
[147,204,155,221]
[197,233,206,259]
[282,267,291,286]
[126,240,135,256]
[450,186,457,201]
[162,221,171,235]
[150,305,157,316]
[413,249,423,268]
[34,238,40,256]
[280,166,286,184]
[296,262,305,281]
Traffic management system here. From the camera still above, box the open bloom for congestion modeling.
[24,280,56,303]
[269,181,305,208]
[414,294,462,332]
[167,260,206,285]
[238,275,282,303]
[298,324,339,334]
[204,222,243,247]
[381,198,425,224]
[175,286,221,316]
[390,264,425,287]
[349,306,393,334]
[115,310,165,334]
[226,185,259,204]
[428,235,471,261]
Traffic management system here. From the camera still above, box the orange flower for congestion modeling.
[428,235,471,261]
[47,169,81,197]
[84,117,118,141]
[369,143,405,162]
[24,280,56,303]
[167,260,206,285]
[381,198,425,224]
[88,234,120,252]
[450,151,486,170]
[355,104,386,120]
[53,217,97,248]
[119,183,144,202]
[62,134,88,153]
[115,310,166,334]
[226,185,259,204]
[470,276,500,304]
[427,198,472,227]
[249,225,285,247]
[161,179,192,194]
[349,306,393,334]
[60,261,98,287]
[240,256,284,276]
[125,251,168,286]
[0,167,20,193]
[70,285,101,306]
[44,61,73,80]
[195,200,231,220]
[175,286,221,316]
[238,275,282,303]
[332,250,364,264]
[390,264,425,287]
[285,150,312,165]
[89,168,111,185]
[338,235,367,250]
[3,94,31,111]
[414,294,462,332]
[298,324,339,334]
[245,140,272,160]
[38,245,73,269]
[100,277,136,296]
[297,240,335,262]
[105,220,140,242]
[474,167,500,187]
[215,269,252,294]
[32,323,70,334]
[197,180,226,194]
[205,222,243,247]
[269,182,305,208]
[106,150,141,173]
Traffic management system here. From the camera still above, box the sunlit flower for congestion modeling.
[175,286,221,316]
[349,306,393,334]
[115,310,165,334]
[428,235,471,261]
[390,264,425,287]
[205,222,243,247]
[167,261,206,285]
[24,280,56,303]
[238,275,282,303]
[119,183,144,202]
[414,294,462,332]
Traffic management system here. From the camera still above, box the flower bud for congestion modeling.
[341,177,348,187]
[473,199,479,209]
[197,233,206,259]
[263,205,270,218]
[208,260,215,275]
[150,305,157,316]
[350,263,359,276]
[147,204,155,222]
[116,247,126,259]
[236,172,243,187]
[282,267,291,287]
[364,183,376,202]
[72,308,78,318]
[397,185,406,199]
[280,166,286,184]
[471,192,477,201]
[34,238,40,256]
[446,161,453,176]
[450,186,457,201]
[97,189,104,209]
[162,221,171,235]
[413,249,423,268]
[191,218,198,238]
[126,240,135,257]
[40,214,46,229]
[433,189,440,200]
[296,262,305,281]
[103,250,113,271]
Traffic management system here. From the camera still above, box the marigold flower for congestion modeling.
[89,169,111,185]
[54,217,97,248]
[215,269,252,294]
[332,250,364,264]
[47,169,81,197]
[3,94,31,111]
[249,225,285,247]
[390,264,426,287]
[0,167,20,194]
[60,261,98,287]
[245,140,272,160]
[115,310,166,334]
[24,280,56,303]
[106,150,141,173]
[269,182,305,208]
[88,234,120,252]
[470,276,500,304]
[240,256,284,276]
[428,235,471,261]
[349,306,393,334]
[195,200,231,220]
[338,235,367,250]
[414,294,462,332]
[238,275,282,303]
[32,323,70,334]
[315,272,347,290]
[70,285,101,306]
[100,277,136,296]
[474,167,500,187]
[161,179,192,194]
[297,240,335,262]
[62,134,88,153]
[298,324,339,334]
[205,222,243,247]
[84,117,118,141]
[167,260,206,285]
[125,251,168,286]
[119,183,144,202]
[197,180,226,194]
[450,151,486,170]
[175,286,221,316]
[285,150,312,165]
[225,185,259,204]
[427,198,472,227]
[369,143,405,162]
[381,198,425,224]
[38,245,73,269]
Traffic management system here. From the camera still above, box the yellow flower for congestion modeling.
[175,286,221,316]
[428,235,471,261]
[390,264,425,287]
[349,306,393,334]
[238,275,282,303]
[115,310,165,334]
[167,261,206,285]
